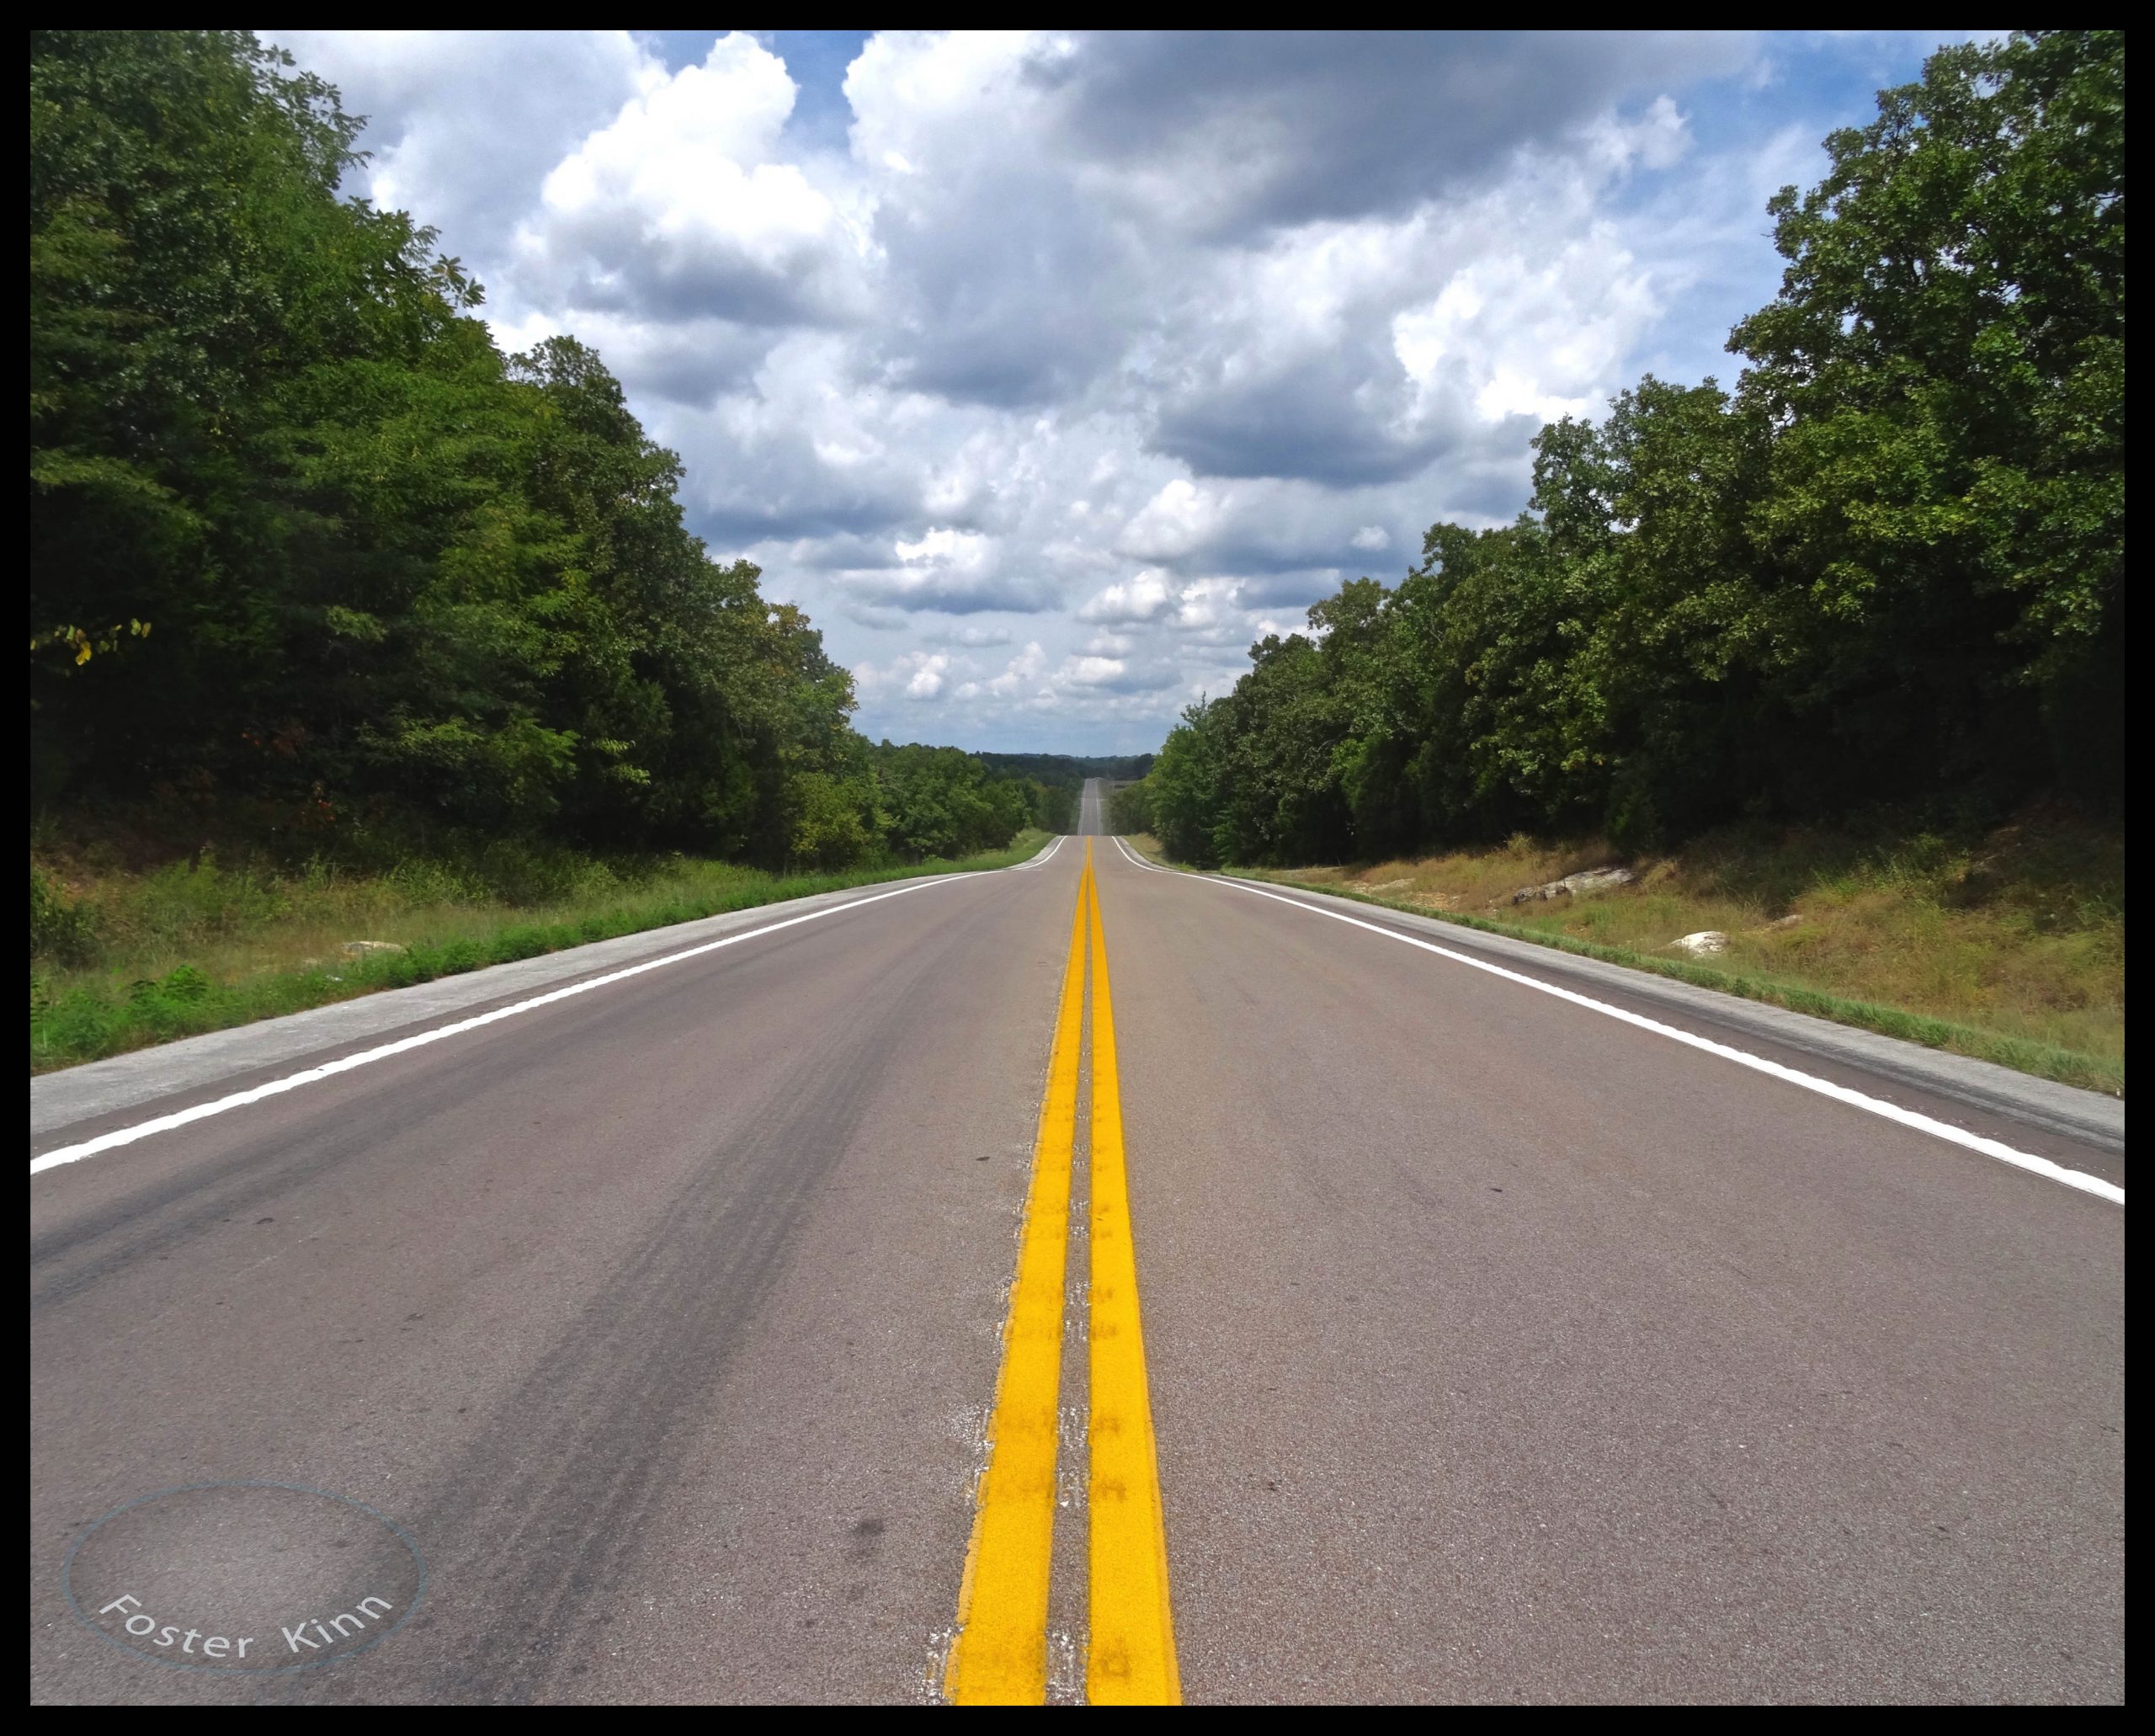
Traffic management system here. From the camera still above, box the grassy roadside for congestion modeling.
[1120,823,2123,1098]
[30,830,1054,1074]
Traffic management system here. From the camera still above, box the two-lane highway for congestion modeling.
[29,783,2123,1702]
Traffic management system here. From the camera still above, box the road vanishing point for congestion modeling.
[30,781,2123,1704]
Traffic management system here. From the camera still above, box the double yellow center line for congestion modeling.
[946,839,1180,1705]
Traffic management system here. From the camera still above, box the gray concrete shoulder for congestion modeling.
[1211,872,2125,1155]
[30,871,985,1140]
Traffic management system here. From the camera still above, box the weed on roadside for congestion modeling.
[30,833,1054,1073]
[1242,808,2124,1095]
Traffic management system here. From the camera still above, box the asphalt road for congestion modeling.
[29,781,2124,1703]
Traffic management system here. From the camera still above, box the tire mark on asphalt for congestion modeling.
[344,919,963,1704]
[28,892,1017,1314]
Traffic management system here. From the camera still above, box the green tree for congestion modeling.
[1107,778,1154,836]
[1147,700,1231,866]
[1731,28,2124,801]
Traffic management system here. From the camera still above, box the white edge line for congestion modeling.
[1114,841,2121,1206]
[32,869,995,1177]
[1111,835,1174,875]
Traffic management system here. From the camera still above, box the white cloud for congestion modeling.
[1067,655,1127,685]
[1626,95,1694,172]
[517,34,871,327]
[929,622,1016,647]
[261,28,1964,750]
[1169,578,1247,633]
[854,647,959,700]
[905,653,952,698]
[1079,570,1176,623]
[1077,572,1252,636]
[264,30,662,259]
[1116,481,1227,562]
[986,641,1049,696]
[896,526,991,571]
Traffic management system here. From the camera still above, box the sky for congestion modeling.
[259,29,1980,754]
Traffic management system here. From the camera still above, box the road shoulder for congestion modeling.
[1104,837,2120,1158]
[29,870,998,1142]
[1215,871,2124,1153]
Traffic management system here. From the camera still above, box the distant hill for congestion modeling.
[971,753,1154,788]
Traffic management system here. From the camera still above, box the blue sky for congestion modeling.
[263,30,1980,754]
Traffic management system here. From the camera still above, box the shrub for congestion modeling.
[29,867,98,964]
[134,855,288,945]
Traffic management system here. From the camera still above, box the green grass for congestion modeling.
[30,831,1054,1074]
[1129,815,2123,1098]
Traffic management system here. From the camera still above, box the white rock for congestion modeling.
[1668,930,1730,956]
[341,940,407,957]
[1512,865,1635,903]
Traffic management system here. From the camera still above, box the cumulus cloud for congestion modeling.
[1040,31,1757,237]
[519,34,871,327]
[1077,572,1260,642]
[928,622,1017,648]
[821,525,1060,615]
[854,647,959,700]
[985,641,1049,697]
[265,29,661,260]
[1115,482,1230,562]
[1078,570,1176,624]
[1062,654,1180,695]
[262,27,1963,750]
[844,33,1149,407]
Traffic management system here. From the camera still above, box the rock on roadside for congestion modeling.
[341,940,408,958]
[1668,930,1730,956]
[1512,865,1635,904]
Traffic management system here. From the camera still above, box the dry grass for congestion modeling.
[1253,809,2124,1089]
[35,844,744,987]
[30,828,1053,1071]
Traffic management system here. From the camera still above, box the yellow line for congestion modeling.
[1084,844,1183,1704]
[945,862,1089,1704]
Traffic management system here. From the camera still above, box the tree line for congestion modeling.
[1116,32,2121,867]
[29,30,1057,870]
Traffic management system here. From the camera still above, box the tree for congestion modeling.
[1731,29,2124,801]
[1147,700,1231,867]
